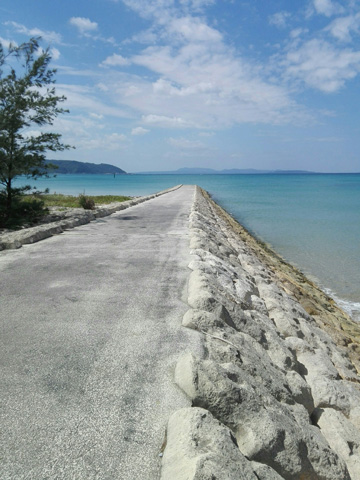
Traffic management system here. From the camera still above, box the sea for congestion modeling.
[16,173,360,322]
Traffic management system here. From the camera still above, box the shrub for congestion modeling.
[78,194,95,210]
[0,193,47,228]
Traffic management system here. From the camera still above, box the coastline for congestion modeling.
[162,185,360,479]
[12,172,360,320]
[2,182,359,366]
[0,185,183,250]
[2,184,360,477]
[2,183,359,377]
[201,188,360,373]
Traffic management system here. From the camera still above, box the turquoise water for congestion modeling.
[15,173,360,321]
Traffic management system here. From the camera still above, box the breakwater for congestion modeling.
[161,186,360,479]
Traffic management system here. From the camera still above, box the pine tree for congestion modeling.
[0,37,71,226]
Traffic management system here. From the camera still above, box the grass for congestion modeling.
[0,193,133,228]
[26,193,132,208]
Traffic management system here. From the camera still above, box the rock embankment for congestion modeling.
[161,186,360,479]
[0,185,182,250]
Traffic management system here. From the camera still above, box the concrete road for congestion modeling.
[0,185,201,480]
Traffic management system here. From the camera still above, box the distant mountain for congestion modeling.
[46,160,126,174]
[135,167,316,175]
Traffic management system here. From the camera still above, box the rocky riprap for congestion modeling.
[161,186,360,480]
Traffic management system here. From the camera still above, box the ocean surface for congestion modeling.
[16,173,360,322]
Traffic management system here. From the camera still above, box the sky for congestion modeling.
[1,0,360,173]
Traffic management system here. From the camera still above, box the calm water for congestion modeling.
[16,173,360,321]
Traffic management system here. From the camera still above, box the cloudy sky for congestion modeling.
[1,0,360,172]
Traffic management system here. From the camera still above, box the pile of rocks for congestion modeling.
[161,187,360,479]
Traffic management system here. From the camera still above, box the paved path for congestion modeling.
[0,185,201,480]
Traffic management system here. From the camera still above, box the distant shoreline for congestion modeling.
[132,171,360,175]
[45,171,360,176]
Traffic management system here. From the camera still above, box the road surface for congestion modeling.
[0,185,201,480]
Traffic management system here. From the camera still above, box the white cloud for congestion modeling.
[50,47,61,60]
[269,12,291,29]
[23,129,42,138]
[68,17,117,45]
[122,0,214,19]
[121,0,173,21]
[110,0,310,128]
[107,132,127,141]
[325,14,360,42]
[168,137,205,149]
[47,115,98,148]
[51,115,128,151]
[168,16,222,43]
[312,0,344,17]
[125,28,158,45]
[0,36,16,49]
[69,17,98,34]
[4,21,62,44]
[101,53,131,67]
[311,136,343,142]
[50,0,318,135]
[55,65,100,77]
[77,133,127,151]
[131,126,149,135]
[55,83,131,118]
[89,112,104,120]
[290,28,308,39]
[36,46,61,60]
[142,114,192,127]
[97,82,110,92]
[125,41,305,126]
[152,78,214,96]
[179,0,215,11]
[283,38,360,92]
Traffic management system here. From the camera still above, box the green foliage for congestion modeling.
[46,160,126,174]
[0,190,47,228]
[78,194,95,210]
[82,195,131,204]
[0,37,72,225]
[0,193,132,227]
[38,193,81,208]
[25,193,132,209]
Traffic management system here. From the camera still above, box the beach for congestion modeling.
[1,185,360,478]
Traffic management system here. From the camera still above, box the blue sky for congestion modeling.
[1,0,360,172]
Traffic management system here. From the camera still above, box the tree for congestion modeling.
[0,37,71,226]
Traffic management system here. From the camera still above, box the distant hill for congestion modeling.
[46,160,126,174]
[136,167,316,175]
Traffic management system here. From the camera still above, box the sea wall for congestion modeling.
[161,186,360,479]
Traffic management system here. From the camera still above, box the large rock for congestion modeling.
[236,405,350,480]
[171,187,360,480]
[187,270,217,312]
[251,462,286,479]
[316,408,360,480]
[174,354,350,479]
[161,407,258,480]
